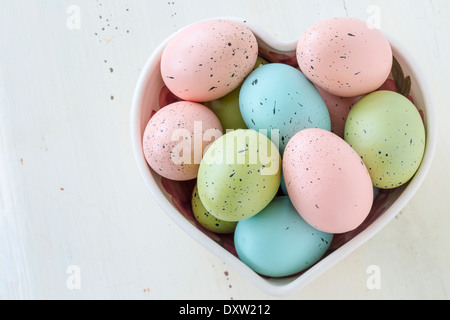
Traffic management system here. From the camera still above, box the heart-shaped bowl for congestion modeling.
[131,17,437,296]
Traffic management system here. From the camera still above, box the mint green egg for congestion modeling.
[345,91,426,189]
[197,129,281,222]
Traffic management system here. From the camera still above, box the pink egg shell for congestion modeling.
[297,17,392,97]
[283,128,373,234]
[143,101,223,181]
[315,85,362,138]
[160,19,258,102]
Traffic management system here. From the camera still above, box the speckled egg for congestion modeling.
[283,128,373,234]
[143,101,223,181]
[297,17,393,97]
[239,63,331,154]
[344,90,426,189]
[234,196,333,278]
[197,129,281,222]
[191,184,237,234]
[161,19,259,102]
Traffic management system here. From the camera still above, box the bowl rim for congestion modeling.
[130,17,438,296]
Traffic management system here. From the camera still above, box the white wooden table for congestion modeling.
[1,0,449,300]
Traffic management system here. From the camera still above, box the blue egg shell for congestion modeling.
[239,63,331,154]
[234,196,333,278]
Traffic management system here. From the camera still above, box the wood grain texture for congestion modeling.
[0,0,449,299]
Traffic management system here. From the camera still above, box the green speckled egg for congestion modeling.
[197,129,281,222]
[191,184,237,234]
[345,90,426,189]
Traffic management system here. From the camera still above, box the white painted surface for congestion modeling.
[0,0,448,300]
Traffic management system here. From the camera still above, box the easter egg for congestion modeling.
[142,101,223,181]
[283,128,373,234]
[297,17,392,97]
[239,63,331,154]
[234,196,333,278]
[160,19,258,102]
[344,90,426,189]
[197,129,281,222]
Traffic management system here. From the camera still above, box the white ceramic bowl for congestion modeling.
[131,18,438,297]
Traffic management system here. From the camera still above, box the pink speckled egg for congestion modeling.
[283,128,373,234]
[143,101,223,181]
[297,17,392,97]
[161,19,259,102]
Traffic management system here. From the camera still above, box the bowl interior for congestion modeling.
[131,19,437,296]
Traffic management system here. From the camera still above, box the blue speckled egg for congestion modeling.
[239,63,331,154]
[234,196,333,278]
